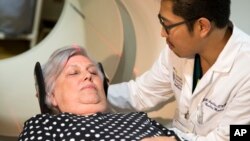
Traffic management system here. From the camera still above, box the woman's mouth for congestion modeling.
[81,84,96,90]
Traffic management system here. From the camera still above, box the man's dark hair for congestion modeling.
[171,0,231,31]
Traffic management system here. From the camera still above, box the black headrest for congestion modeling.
[97,62,109,96]
[34,62,52,114]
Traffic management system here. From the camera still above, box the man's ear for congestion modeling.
[196,17,212,38]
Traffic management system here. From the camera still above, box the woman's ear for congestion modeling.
[196,17,212,38]
[49,92,58,107]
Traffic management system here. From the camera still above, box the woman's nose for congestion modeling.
[83,72,92,81]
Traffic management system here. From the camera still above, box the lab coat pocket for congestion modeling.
[191,103,223,135]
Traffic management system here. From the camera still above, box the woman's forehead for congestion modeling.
[64,55,94,69]
[68,55,91,63]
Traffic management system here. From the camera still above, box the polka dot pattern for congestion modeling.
[18,112,178,141]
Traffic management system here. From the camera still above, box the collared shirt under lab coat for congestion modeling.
[108,25,250,141]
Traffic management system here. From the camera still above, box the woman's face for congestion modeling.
[51,55,107,115]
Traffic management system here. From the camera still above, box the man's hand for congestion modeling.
[141,136,177,141]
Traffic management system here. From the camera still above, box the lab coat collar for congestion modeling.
[211,22,241,73]
[192,23,242,95]
[183,58,194,94]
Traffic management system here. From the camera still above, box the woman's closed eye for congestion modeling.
[88,67,98,75]
[66,68,97,76]
[65,64,98,76]
[68,69,80,75]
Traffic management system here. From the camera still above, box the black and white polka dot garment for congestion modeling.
[18,112,180,141]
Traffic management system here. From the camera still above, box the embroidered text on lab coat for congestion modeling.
[202,98,226,112]
[173,67,183,90]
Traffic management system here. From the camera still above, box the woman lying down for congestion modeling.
[18,46,181,141]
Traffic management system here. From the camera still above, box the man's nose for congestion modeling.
[161,27,168,37]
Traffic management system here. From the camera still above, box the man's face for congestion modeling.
[159,0,200,58]
[51,55,107,115]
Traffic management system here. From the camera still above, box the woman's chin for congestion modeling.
[80,94,101,104]
[77,106,107,116]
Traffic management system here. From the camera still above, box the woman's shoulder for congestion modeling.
[24,113,52,125]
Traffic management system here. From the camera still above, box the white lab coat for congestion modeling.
[108,25,250,141]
